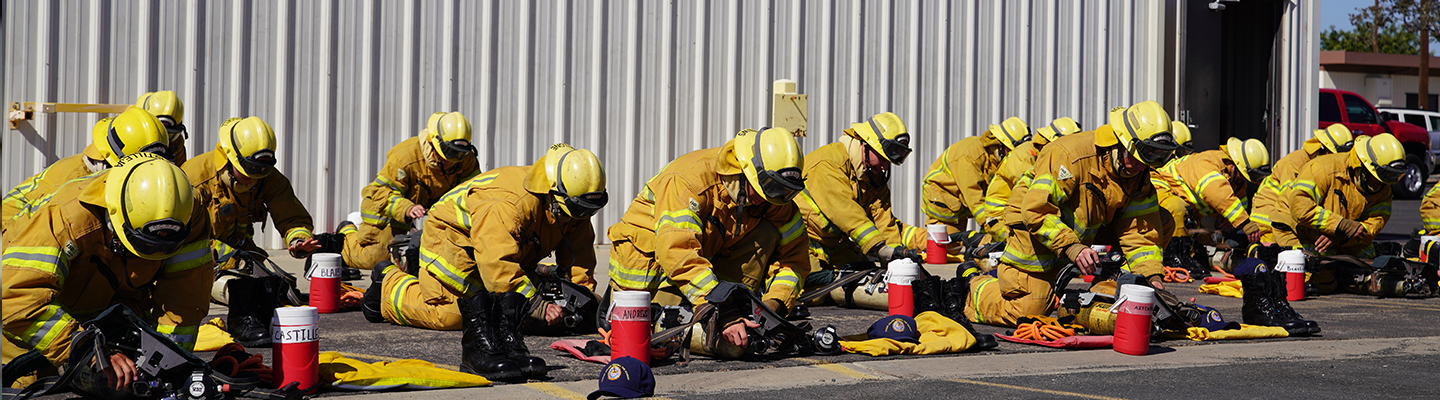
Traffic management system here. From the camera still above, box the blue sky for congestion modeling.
[1321,0,1371,31]
[1323,0,1440,49]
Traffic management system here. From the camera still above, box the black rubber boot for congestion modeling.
[912,276,945,315]
[362,262,391,323]
[226,277,277,347]
[942,276,998,350]
[495,292,547,378]
[1238,272,1307,335]
[1265,268,1320,335]
[1165,237,1209,278]
[458,292,521,380]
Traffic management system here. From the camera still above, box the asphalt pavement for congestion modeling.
[38,198,1440,399]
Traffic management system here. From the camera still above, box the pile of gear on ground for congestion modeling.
[4,91,1439,400]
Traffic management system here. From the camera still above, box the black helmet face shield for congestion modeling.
[868,118,912,165]
[551,150,609,219]
[750,129,806,203]
[1121,115,1179,166]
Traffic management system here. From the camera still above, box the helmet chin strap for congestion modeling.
[1109,147,1139,178]
[1354,167,1384,195]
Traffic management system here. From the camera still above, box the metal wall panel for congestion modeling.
[4,0,1312,249]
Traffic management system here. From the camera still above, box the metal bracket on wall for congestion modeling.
[9,102,132,129]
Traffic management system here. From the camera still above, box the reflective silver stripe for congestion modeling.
[420,251,482,295]
[25,307,70,348]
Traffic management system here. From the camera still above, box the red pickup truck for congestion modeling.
[1318,88,1432,199]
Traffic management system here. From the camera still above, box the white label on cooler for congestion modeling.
[610,307,649,322]
[273,322,318,344]
[312,266,343,279]
[1274,263,1304,273]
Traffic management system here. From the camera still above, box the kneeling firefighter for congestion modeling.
[340,112,480,273]
[1252,125,1354,244]
[1151,137,1271,277]
[3,153,214,390]
[605,127,810,358]
[980,117,1082,243]
[968,101,1173,328]
[184,117,320,348]
[1279,134,1402,293]
[922,116,1029,251]
[362,143,607,380]
[796,112,929,292]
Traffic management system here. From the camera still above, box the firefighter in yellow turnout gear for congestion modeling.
[797,112,930,287]
[1151,137,1271,274]
[968,101,1174,328]
[1254,125,1355,239]
[343,112,480,271]
[1281,134,1401,260]
[606,128,809,351]
[183,117,320,347]
[1424,182,1440,231]
[980,117,1082,242]
[922,117,1030,238]
[3,153,214,390]
[185,117,319,271]
[135,91,190,165]
[366,143,606,380]
[3,109,170,233]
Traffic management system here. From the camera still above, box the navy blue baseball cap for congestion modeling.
[1194,305,1241,331]
[867,315,920,343]
[589,356,655,399]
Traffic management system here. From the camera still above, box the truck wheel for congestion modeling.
[1393,154,1428,200]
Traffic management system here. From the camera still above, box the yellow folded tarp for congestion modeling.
[1185,324,1288,341]
[319,352,491,391]
[1198,280,1243,298]
[839,311,977,356]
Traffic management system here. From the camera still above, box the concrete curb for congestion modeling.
[345,335,1440,399]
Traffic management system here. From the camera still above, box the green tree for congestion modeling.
[1379,0,1440,110]
[1321,23,1422,54]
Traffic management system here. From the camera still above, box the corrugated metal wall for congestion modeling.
[5,0,1310,249]
[1272,0,1320,156]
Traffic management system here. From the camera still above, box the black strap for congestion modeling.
[796,267,882,304]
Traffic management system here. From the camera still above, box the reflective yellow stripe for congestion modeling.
[969,276,997,325]
[1118,194,1158,220]
[796,190,835,228]
[778,212,805,246]
[922,200,959,223]
[1424,218,1440,230]
[361,210,392,226]
[851,222,880,248]
[1221,198,1247,225]
[1030,175,1068,204]
[1252,212,1273,227]
[1126,246,1162,268]
[515,276,538,298]
[373,175,404,192]
[387,274,421,326]
[682,269,720,304]
[766,269,801,291]
[1312,208,1333,229]
[285,227,313,244]
[163,241,214,273]
[2,246,65,277]
[154,324,199,350]
[1362,202,1392,217]
[657,209,703,232]
[1000,247,1056,272]
[419,247,484,296]
[901,225,922,246]
[607,258,664,291]
[338,223,359,235]
[21,304,74,352]
[212,240,238,264]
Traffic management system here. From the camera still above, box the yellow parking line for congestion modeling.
[332,351,461,371]
[1309,297,1440,312]
[947,378,1128,400]
[794,357,878,380]
[524,382,587,400]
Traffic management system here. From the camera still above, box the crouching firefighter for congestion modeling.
[968,101,1174,328]
[1277,134,1401,294]
[605,127,811,358]
[341,112,480,273]
[183,117,320,348]
[797,112,928,294]
[3,153,214,390]
[922,116,1030,256]
[1151,137,1272,277]
[361,143,607,380]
